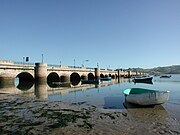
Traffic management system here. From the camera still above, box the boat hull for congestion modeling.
[133,77,153,83]
[123,88,170,106]
[160,75,171,78]
[81,79,100,84]
[100,77,112,81]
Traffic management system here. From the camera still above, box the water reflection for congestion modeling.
[0,81,17,94]
[133,81,153,85]
[35,82,48,99]
[123,102,168,124]
[104,97,125,109]
[0,77,178,111]
[17,81,34,91]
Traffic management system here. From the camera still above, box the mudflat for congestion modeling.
[0,94,180,135]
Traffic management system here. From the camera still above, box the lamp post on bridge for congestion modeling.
[97,63,99,68]
[74,59,75,68]
[42,54,44,63]
[23,57,25,64]
[82,60,89,67]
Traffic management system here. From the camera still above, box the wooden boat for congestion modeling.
[81,79,100,84]
[133,76,153,83]
[123,88,170,106]
[134,81,153,85]
[100,77,112,81]
[160,75,171,78]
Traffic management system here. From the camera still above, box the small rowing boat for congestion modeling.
[100,77,112,81]
[133,76,153,83]
[160,75,171,78]
[123,88,170,106]
[81,79,100,84]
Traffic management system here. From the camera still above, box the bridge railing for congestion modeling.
[8,61,115,71]
[14,61,35,66]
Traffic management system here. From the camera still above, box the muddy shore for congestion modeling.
[0,94,180,135]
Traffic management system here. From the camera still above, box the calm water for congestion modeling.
[1,74,180,120]
[48,75,180,109]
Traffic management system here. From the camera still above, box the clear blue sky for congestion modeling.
[0,0,180,69]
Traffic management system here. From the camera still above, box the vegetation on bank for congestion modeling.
[125,65,180,74]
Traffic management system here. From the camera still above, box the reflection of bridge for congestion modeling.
[0,78,129,99]
[0,60,144,86]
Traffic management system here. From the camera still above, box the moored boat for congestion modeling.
[123,88,170,106]
[81,79,101,84]
[100,77,112,81]
[160,75,171,78]
[133,76,153,83]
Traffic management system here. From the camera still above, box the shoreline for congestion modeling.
[0,94,180,135]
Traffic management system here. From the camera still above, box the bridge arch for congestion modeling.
[100,74,105,78]
[70,72,81,86]
[88,73,95,80]
[16,72,34,90]
[105,74,108,78]
[16,72,34,83]
[47,72,60,83]
[111,74,115,79]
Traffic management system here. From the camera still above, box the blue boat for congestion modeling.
[81,79,100,84]
[160,75,171,78]
[133,76,153,83]
[100,77,112,81]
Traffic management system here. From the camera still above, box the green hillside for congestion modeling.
[125,65,180,74]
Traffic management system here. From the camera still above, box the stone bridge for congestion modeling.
[0,60,144,86]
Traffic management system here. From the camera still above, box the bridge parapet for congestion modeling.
[0,60,14,64]
[0,60,147,87]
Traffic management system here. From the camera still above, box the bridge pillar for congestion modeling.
[128,71,131,78]
[95,68,100,80]
[0,73,15,87]
[34,63,47,83]
[0,78,15,87]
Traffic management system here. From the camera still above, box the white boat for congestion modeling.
[123,88,170,106]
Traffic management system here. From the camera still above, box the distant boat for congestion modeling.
[133,76,153,83]
[160,75,171,78]
[123,88,170,106]
[100,77,112,81]
[81,79,100,84]
[134,81,153,85]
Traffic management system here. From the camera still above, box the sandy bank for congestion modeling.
[0,94,179,135]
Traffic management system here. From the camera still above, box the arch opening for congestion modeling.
[16,72,34,90]
[70,73,81,86]
[111,74,115,79]
[100,74,104,78]
[47,72,60,88]
[88,73,94,80]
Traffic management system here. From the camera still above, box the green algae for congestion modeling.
[0,96,93,134]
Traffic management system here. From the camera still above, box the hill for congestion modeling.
[126,65,180,74]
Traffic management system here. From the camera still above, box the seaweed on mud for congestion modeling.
[72,101,87,105]
[78,120,94,131]
[0,97,93,134]
[101,113,116,119]
[32,108,92,129]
